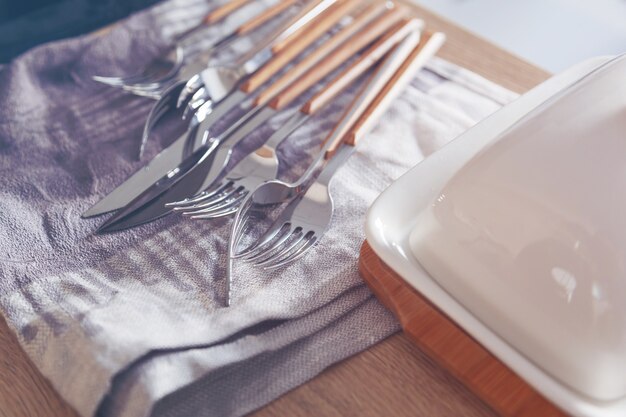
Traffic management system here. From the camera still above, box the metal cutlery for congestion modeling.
[178,0,395,139]
[83,3,403,219]
[168,10,418,219]
[231,31,446,270]
[123,0,327,97]
[92,0,260,89]
[94,17,422,233]
[136,0,340,157]
[174,0,360,117]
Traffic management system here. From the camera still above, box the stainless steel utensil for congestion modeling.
[83,4,402,219]
[94,18,421,233]
[178,0,393,139]
[135,0,339,157]
[92,0,259,89]
[231,31,445,269]
[169,9,417,219]
[175,0,360,116]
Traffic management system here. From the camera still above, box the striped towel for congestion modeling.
[0,0,517,416]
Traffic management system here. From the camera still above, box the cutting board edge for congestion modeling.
[358,240,569,417]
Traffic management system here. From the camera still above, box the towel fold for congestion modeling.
[0,1,518,416]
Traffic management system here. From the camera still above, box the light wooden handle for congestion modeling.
[203,0,253,24]
[252,0,393,106]
[269,0,349,54]
[236,0,299,35]
[320,26,422,158]
[267,0,331,54]
[239,0,361,94]
[303,16,422,115]
[347,31,446,146]
[267,11,413,111]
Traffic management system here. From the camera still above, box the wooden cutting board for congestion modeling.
[0,2,554,417]
[359,241,568,417]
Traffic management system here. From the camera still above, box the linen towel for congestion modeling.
[0,0,518,416]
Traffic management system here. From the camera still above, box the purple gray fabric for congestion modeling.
[0,0,518,416]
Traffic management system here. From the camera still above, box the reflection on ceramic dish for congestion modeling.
[366,55,626,417]
[410,54,626,403]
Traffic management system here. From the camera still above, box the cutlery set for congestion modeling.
[86,0,445,301]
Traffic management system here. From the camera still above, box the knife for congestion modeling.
[96,18,422,233]
[83,2,400,218]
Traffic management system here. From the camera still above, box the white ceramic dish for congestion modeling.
[365,55,625,417]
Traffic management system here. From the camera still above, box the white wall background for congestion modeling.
[412,0,626,73]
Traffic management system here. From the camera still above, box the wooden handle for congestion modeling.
[347,31,446,146]
[239,0,361,94]
[303,17,423,115]
[320,26,422,158]
[236,0,299,35]
[266,0,331,54]
[203,0,253,24]
[252,0,394,106]
[269,0,347,54]
[267,12,414,111]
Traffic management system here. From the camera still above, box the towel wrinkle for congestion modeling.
[0,1,519,416]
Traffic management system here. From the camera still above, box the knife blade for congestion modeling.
[82,93,246,218]
[97,107,271,232]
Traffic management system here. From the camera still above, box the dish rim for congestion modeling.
[364,55,625,417]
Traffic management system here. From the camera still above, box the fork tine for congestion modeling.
[230,195,256,254]
[200,191,247,215]
[235,220,290,260]
[247,227,300,264]
[166,181,230,207]
[125,50,184,89]
[124,86,164,99]
[121,81,163,95]
[93,65,167,86]
[122,72,182,96]
[92,74,143,87]
[180,191,238,215]
[254,229,306,267]
[185,196,243,219]
[194,99,213,121]
[177,73,205,108]
[94,46,184,88]
[235,193,303,258]
[189,205,240,219]
[119,62,181,92]
[171,190,231,212]
[183,87,210,120]
[179,187,242,215]
[264,233,317,269]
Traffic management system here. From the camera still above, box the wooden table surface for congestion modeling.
[0,3,549,417]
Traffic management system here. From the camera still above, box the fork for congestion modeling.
[119,0,306,98]
[174,0,358,116]
[230,31,446,271]
[93,14,418,233]
[92,0,259,89]
[178,0,377,121]
[83,2,399,219]
[169,10,417,219]
[172,0,396,150]
[164,16,420,218]
[136,0,340,157]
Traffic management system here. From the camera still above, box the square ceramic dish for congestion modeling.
[365,55,625,417]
